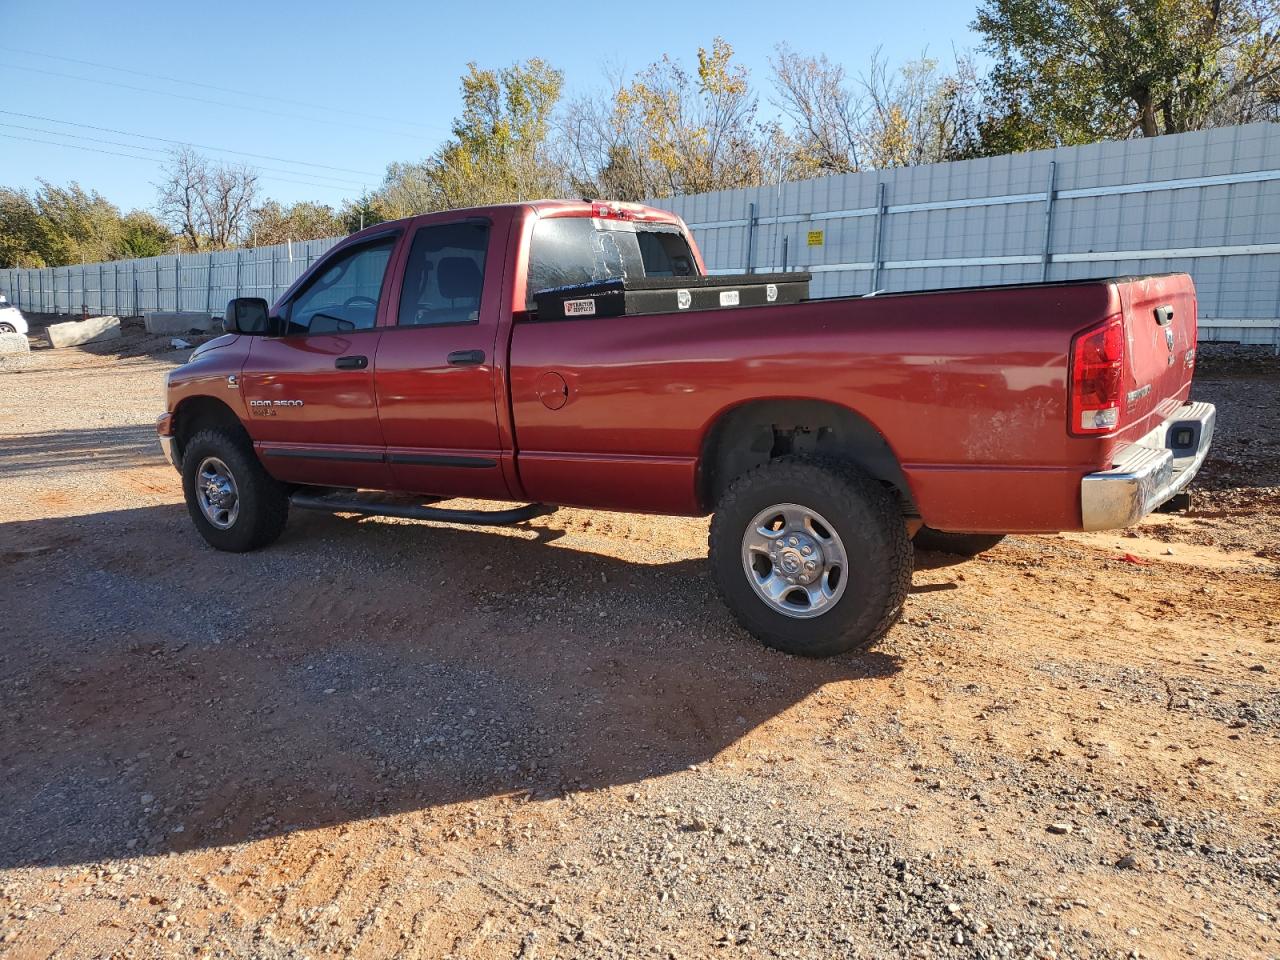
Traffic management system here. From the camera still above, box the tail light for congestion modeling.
[1069,314,1126,435]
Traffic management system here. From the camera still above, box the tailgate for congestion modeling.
[1113,274,1198,442]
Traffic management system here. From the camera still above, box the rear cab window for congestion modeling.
[525,217,699,310]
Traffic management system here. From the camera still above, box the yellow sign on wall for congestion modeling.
[806,230,824,247]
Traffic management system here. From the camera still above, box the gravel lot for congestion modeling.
[1,320,1277,960]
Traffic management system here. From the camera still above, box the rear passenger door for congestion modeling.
[373,218,511,499]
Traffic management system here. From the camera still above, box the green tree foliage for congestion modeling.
[377,58,567,216]
[0,180,176,268]
[117,211,172,259]
[974,0,1280,144]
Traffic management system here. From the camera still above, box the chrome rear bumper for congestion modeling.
[1080,401,1215,531]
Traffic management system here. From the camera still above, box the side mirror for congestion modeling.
[225,297,270,335]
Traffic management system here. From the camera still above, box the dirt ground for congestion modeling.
[1,321,1277,960]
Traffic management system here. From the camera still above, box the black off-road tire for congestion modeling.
[912,527,1005,556]
[708,456,912,657]
[181,427,289,552]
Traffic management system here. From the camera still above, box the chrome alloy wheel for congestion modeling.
[196,456,240,530]
[741,502,849,618]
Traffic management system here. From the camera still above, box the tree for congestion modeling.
[247,200,344,245]
[770,46,865,174]
[0,189,50,268]
[157,147,259,251]
[340,192,386,233]
[974,0,1280,145]
[565,39,786,200]
[0,183,174,267]
[117,211,173,259]
[772,46,985,173]
[376,58,568,216]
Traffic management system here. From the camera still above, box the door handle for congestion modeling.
[335,355,368,370]
[447,349,485,366]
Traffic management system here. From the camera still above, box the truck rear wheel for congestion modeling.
[912,527,1005,556]
[709,457,911,657]
[181,427,289,552]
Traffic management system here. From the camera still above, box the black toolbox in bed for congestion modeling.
[533,272,811,320]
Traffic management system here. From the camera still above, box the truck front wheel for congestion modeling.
[709,457,912,657]
[181,427,289,552]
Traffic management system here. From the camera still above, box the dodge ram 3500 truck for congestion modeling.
[158,199,1214,657]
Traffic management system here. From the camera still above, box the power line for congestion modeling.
[0,63,430,142]
[0,109,381,177]
[6,47,447,135]
[0,133,357,195]
[0,122,368,189]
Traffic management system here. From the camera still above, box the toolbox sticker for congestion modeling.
[563,298,597,316]
[677,289,691,309]
[719,290,740,307]
[766,283,778,302]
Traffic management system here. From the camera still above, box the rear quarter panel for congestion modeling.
[508,282,1120,530]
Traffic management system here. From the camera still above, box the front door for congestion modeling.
[374,218,510,499]
[240,234,398,488]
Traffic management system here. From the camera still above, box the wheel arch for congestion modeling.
[171,395,248,467]
[697,398,918,516]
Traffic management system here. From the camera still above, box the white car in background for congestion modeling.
[0,295,28,335]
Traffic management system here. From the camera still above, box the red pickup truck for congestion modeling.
[158,199,1214,657]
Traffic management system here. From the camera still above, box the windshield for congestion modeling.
[526,217,698,309]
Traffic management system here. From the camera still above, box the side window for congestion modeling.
[397,221,489,326]
[285,237,395,335]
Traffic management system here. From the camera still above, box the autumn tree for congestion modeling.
[247,200,345,245]
[377,58,567,216]
[157,147,259,251]
[974,0,1280,144]
[565,39,786,200]
[772,46,985,173]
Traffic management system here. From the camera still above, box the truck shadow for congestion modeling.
[0,503,900,869]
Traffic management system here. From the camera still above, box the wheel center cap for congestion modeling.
[205,479,231,506]
[774,532,822,584]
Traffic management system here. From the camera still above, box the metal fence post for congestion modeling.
[174,256,180,312]
[235,249,242,300]
[1040,161,1058,282]
[869,182,888,293]
[132,262,139,317]
[205,252,214,315]
[745,201,757,274]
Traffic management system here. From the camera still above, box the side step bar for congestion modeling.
[290,491,556,526]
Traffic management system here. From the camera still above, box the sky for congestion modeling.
[0,0,983,214]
